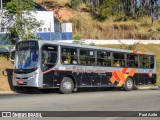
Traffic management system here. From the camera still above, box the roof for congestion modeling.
[17,40,156,55]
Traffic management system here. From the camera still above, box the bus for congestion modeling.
[12,40,156,94]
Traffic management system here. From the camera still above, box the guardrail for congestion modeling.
[84,39,160,45]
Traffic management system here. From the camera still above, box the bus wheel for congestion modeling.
[60,77,74,94]
[123,77,134,91]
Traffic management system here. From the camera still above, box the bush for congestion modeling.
[70,0,82,10]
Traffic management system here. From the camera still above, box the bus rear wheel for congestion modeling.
[60,77,74,94]
[123,77,134,91]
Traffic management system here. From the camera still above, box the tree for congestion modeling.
[99,0,125,20]
[70,0,82,10]
[3,0,41,44]
[76,0,160,21]
[131,0,137,18]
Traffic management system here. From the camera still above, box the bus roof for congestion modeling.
[17,40,156,56]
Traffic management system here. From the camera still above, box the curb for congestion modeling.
[137,86,159,90]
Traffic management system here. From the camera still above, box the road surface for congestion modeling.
[0,88,160,119]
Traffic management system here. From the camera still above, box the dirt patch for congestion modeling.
[51,8,76,21]
[0,57,13,91]
[35,0,74,21]
[0,76,11,91]
[0,57,13,76]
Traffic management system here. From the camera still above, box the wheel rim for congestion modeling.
[126,80,133,89]
[63,81,72,90]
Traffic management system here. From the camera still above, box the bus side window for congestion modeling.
[61,47,78,64]
[139,55,150,68]
[127,54,138,68]
[79,49,95,65]
[70,48,78,64]
[66,52,71,64]
[87,50,95,65]
[113,60,121,67]
[42,51,48,64]
[41,45,57,72]
[61,48,69,64]
[113,53,125,67]
[150,56,154,69]
[80,49,87,65]
[97,51,111,66]
[139,56,144,67]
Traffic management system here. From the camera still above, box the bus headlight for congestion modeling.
[28,74,36,79]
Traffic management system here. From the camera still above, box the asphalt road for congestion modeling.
[0,88,160,119]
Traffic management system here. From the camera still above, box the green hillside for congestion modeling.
[35,0,160,40]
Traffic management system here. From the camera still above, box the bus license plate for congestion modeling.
[18,80,24,84]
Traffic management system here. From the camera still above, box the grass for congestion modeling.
[69,12,160,39]
[68,4,160,39]
[156,83,160,87]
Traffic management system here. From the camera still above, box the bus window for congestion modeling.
[79,49,87,65]
[139,55,150,68]
[113,53,125,67]
[79,49,95,65]
[97,51,111,66]
[61,47,78,64]
[127,54,138,67]
[41,45,57,72]
[140,55,155,69]
[150,56,154,69]
[70,48,78,64]
[88,50,95,65]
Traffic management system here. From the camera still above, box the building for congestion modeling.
[33,11,72,41]
[0,0,72,44]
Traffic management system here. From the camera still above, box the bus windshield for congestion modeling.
[16,48,39,69]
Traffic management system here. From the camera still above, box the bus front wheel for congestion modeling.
[123,77,134,91]
[60,77,74,94]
